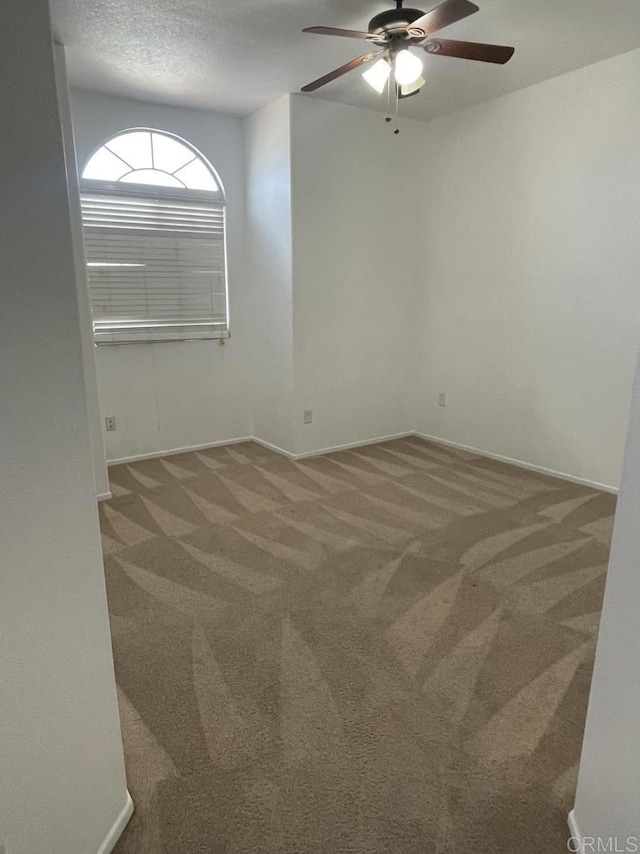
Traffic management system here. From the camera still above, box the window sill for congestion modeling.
[94,332,230,346]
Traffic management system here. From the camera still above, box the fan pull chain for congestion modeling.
[385,78,401,135]
[395,80,400,133]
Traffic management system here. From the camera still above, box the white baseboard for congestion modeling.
[253,431,415,461]
[104,430,619,496]
[415,433,619,495]
[97,491,112,502]
[97,791,134,854]
[251,436,297,459]
[109,432,415,466]
[567,809,583,853]
[107,437,253,466]
[290,432,415,461]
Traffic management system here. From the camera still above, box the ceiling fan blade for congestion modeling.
[303,26,376,40]
[424,38,514,63]
[409,0,479,38]
[301,53,379,92]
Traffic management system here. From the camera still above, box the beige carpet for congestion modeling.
[99,437,615,854]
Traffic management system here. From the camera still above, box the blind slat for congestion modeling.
[81,191,228,343]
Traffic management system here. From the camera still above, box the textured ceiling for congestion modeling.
[52,0,640,121]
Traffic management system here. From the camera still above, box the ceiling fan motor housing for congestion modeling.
[368,7,426,39]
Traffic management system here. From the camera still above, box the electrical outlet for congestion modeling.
[105,415,117,432]
[438,393,446,407]
[303,409,313,425]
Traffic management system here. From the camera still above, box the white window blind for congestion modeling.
[81,191,228,344]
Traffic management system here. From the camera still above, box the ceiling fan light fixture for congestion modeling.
[362,57,392,93]
[393,49,423,85]
[300,1,514,96]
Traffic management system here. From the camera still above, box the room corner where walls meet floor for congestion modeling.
[102,431,619,498]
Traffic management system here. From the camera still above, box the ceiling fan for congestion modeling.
[300,0,514,99]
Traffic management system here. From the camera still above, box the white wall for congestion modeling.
[289,97,422,455]
[242,95,424,457]
[572,338,640,841]
[415,48,640,489]
[0,10,128,854]
[243,96,296,453]
[70,52,640,481]
[70,89,253,462]
[55,53,110,498]
[71,91,423,463]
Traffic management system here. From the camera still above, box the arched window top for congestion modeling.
[82,129,223,196]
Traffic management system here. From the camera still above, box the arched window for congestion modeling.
[80,129,228,343]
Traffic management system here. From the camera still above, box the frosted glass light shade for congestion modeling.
[400,76,426,97]
[394,50,423,85]
[362,58,392,93]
